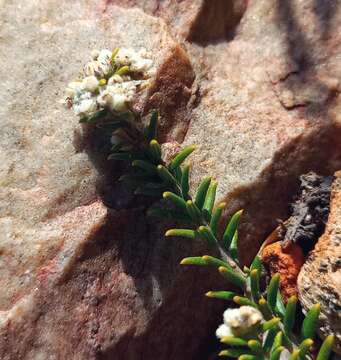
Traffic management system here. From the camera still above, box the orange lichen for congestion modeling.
[262,241,305,303]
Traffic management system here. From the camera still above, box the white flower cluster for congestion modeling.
[66,48,155,118]
[216,306,263,339]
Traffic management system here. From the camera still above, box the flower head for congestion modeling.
[216,306,263,339]
[66,47,154,119]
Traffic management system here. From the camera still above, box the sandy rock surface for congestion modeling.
[0,0,341,359]
[298,172,341,354]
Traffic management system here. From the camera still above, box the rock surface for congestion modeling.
[298,172,341,354]
[0,0,341,359]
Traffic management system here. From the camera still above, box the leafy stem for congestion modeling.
[81,110,334,360]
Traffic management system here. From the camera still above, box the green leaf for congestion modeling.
[301,303,321,340]
[247,340,263,356]
[134,186,163,197]
[262,317,280,332]
[147,207,190,222]
[108,152,132,161]
[181,164,190,200]
[271,331,283,353]
[267,273,280,311]
[264,328,277,353]
[288,349,301,360]
[145,110,158,141]
[250,269,260,302]
[163,191,187,213]
[316,335,334,360]
[132,160,157,174]
[115,65,130,76]
[275,291,286,318]
[157,165,178,189]
[284,295,297,334]
[165,229,196,239]
[233,296,257,308]
[218,267,246,290]
[201,255,231,270]
[185,200,202,223]
[149,139,161,162]
[79,109,108,123]
[218,349,252,358]
[220,336,248,346]
[222,210,243,249]
[209,202,226,236]
[169,145,196,170]
[180,257,206,266]
[258,298,273,320]
[250,255,262,272]
[194,176,211,210]
[230,230,239,263]
[202,180,218,221]
[197,225,217,248]
[239,355,262,360]
[298,338,313,358]
[270,346,285,360]
[205,291,237,301]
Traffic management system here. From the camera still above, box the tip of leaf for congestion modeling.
[150,139,158,146]
[205,291,213,297]
[218,266,228,274]
[218,350,228,357]
[250,269,258,276]
[233,296,240,303]
[186,200,193,205]
[202,255,210,261]
[218,202,226,209]
[313,303,321,311]
[180,258,190,265]
[259,297,266,305]
[165,230,173,237]
[157,164,163,170]
[163,191,171,199]
[198,225,206,231]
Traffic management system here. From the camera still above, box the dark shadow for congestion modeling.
[313,0,337,40]
[187,0,246,45]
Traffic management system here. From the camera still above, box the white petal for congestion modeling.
[82,76,99,92]
[215,324,232,339]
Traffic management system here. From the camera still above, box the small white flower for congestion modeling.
[82,76,99,92]
[98,49,112,65]
[65,81,83,97]
[73,98,97,116]
[216,324,232,340]
[108,74,124,85]
[91,49,100,60]
[216,306,263,340]
[84,60,109,77]
[112,93,128,112]
[223,306,263,337]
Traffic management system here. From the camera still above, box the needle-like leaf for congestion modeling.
[267,273,280,311]
[169,145,196,170]
[316,335,334,360]
[206,291,237,301]
[301,303,321,340]
[194,176,211,210]
[222,210,243,249]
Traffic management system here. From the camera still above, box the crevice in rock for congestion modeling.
[186,0,247,45]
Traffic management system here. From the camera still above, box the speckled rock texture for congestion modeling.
[298,172,341,354]
[1,0,341,359]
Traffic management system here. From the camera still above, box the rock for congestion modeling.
[262,240,305,302]
[109,0,246,43]
[298,171,341,354]
[1,0,341,359]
